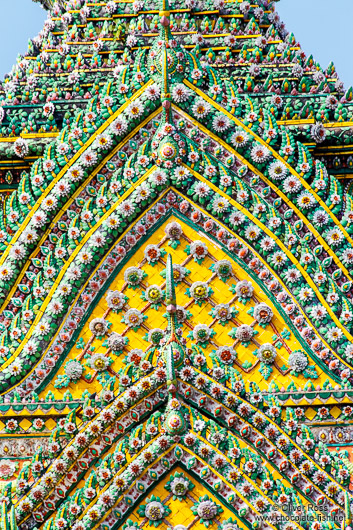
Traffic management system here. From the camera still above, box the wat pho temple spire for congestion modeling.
[1,0,353,528]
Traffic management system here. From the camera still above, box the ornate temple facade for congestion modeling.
[0,0,353,528]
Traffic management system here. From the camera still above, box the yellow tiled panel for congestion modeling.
[45,418,57,431]
[305,407,317,421]
[19,419,32,431]
[42,215,338,401]
[129,466,241,529]
[330,406,342,419]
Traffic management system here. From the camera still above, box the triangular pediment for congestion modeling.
[1,2,353,530]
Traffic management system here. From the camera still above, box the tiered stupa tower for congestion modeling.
[0,0,352,528]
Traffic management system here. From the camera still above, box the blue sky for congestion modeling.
[0,0,352,87]
[277,0,353,88]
